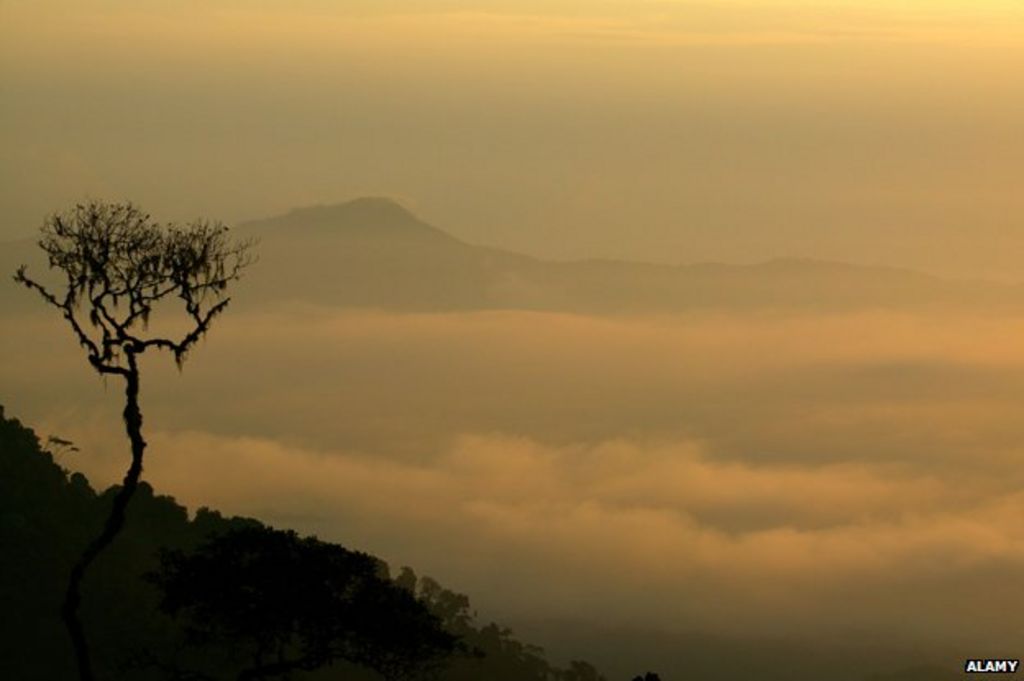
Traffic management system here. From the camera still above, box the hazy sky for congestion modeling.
[4,1,1024,278]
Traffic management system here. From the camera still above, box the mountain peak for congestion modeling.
[241,197,460,244]
[287,197,417,225]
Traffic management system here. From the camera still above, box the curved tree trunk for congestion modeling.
[62,353,147,681]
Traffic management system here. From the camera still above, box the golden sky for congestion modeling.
[3,1,1024,277]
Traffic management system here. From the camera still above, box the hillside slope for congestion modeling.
[0,405,609,681]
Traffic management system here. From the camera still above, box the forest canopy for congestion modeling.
[0,404,611,681]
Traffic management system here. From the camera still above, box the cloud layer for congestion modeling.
[8,305,1024,649]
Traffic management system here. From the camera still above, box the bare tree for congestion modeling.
[14,200,254,681]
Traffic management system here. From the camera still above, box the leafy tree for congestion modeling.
[560,660,607,681]
[147,526,459,680]
[13,200,253,681]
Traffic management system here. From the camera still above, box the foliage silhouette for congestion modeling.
[1,404,614,681]
[558,660,605,681]
[13,201,253,681]
[147,526,458,680]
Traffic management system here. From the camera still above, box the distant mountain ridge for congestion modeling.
[3,198,1020,315]
[242,197,463,246]
[233,197,1021,313]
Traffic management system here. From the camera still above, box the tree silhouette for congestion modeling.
[147,526,458,681]
[560,660,607,681]
[13,200,253,681]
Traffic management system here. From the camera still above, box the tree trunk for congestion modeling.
[62,354,147,681]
